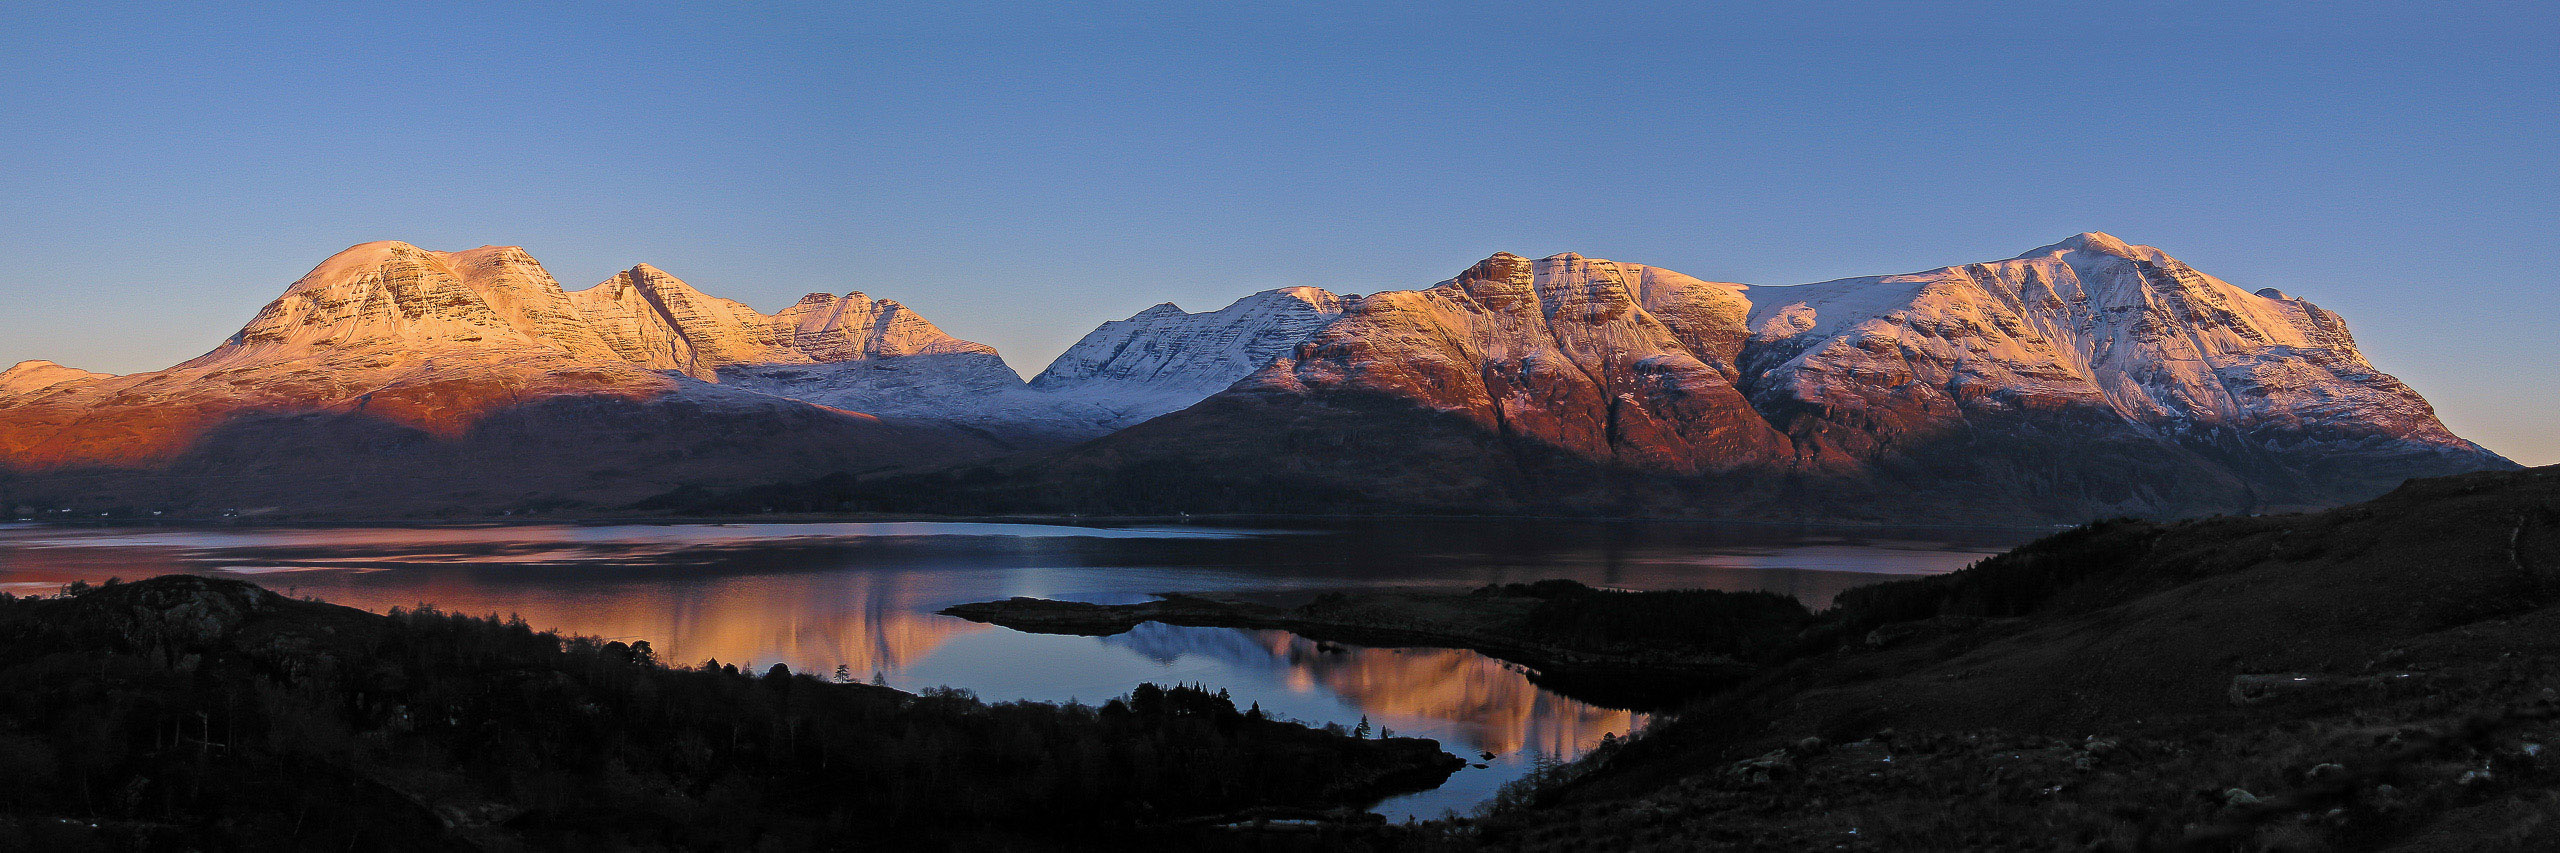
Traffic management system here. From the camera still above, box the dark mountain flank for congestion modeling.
[1457,465,2560,849]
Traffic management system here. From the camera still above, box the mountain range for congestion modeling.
[0,233,2513,520]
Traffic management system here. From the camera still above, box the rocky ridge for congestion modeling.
[0,242,1014,513]
[824,234,2509,522]
[0,233,2516,520]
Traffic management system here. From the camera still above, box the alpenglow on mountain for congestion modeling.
[0,234,2513,520]
[834,234,2511,523]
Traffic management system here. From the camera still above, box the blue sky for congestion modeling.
[3,1,2553,464]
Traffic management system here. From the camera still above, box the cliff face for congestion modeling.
[1246,252,1787,476]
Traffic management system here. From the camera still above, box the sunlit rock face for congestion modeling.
[568,264,1002,380]
[1739,233,2485,468]
[0,241,1381,512]
[0,242,1012,513]
[0,234,2516,521]
[1250,252,1788,475]
[957,235,2510,522]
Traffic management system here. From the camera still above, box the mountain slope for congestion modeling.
[822,235,2507,523]
[726,286,1355,442]
[1025,285,1349,431]
[1472,464,2560,849]
[1740,233,2484,476]
[0,242,1011,515]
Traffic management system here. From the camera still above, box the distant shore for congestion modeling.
[4,509,2066,534]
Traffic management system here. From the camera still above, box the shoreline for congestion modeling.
[1,510,2066,535]
[941,590,1769,711]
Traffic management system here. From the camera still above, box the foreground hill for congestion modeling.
[800,234,2506,523]
[1465,464,2560,849]
[0,575,1458,850]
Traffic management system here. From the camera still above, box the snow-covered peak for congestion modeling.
[1739,233,2466,450]
[2015,231,2175,265]
[205,240,543,362]
[766,289,998,362]
[1029,285,1349,424]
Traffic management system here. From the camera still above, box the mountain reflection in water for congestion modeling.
[1107,623,1643,756]
[0,519,2020,819]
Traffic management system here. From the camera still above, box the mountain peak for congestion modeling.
[1457,252,1536,290]
[0,359,112,396]
[342,239,426,253]
[293,240,437,286]
[1254,286,1346,313]
[2020,231,2145,260]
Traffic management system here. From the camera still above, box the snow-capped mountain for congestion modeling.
[1020,286,1348,432]
[718,285,1348,440]
[0,233,2515,521]
[1240,251,1787,474]
[0,240,1365,513]
[0,241,1014,514]
[1738,232,2481,462]
[872,235,2510,522]
[1035,287,1348,393]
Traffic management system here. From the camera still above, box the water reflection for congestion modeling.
[1091,623,1643,819]
[0,519,2022,818]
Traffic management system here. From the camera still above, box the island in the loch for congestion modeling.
[943,582,1810,709]
[953,464,2560,850]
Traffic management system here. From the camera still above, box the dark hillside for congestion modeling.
[0,575,1458,850]
[1467,466,2560,850]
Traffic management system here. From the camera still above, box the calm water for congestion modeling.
[0,519,2025,820]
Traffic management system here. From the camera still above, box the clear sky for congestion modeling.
[2,2,2552,464]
